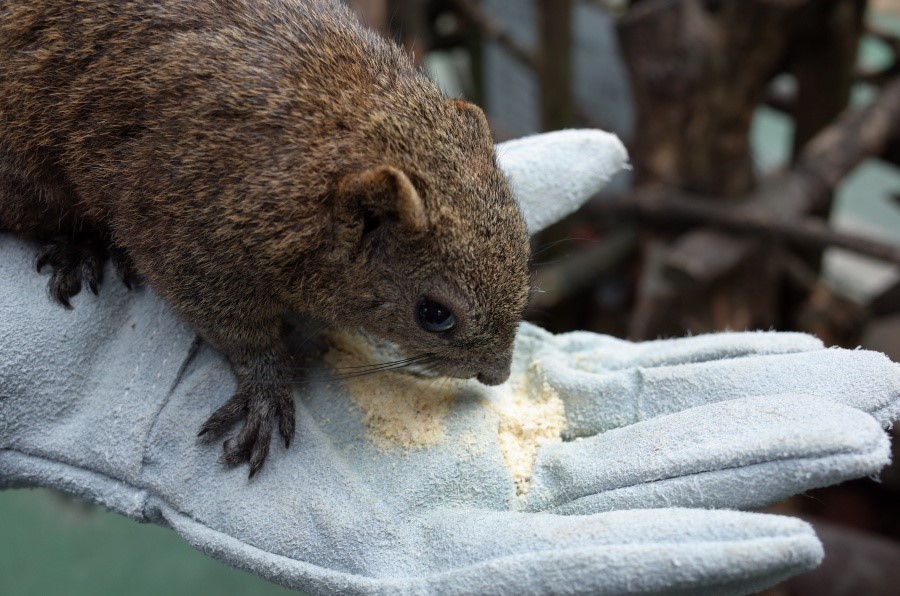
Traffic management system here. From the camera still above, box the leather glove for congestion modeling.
[2,130,897,595]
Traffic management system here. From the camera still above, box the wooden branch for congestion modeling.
[870,278,900,317]
[452,0,538,70]
[665,230,758,287]
[633,74,900,286]
[617,0,878,337]
[788,0,865,158]
[537,0,574,130]
[628,236,678,340]
[795,76,900,208]
[768,77,900,168]
[529,229,637,310]
[451,0,609,130]
[866,22,900,54]
[597,189,900,266]
[617,0,796,195]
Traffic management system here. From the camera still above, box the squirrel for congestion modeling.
[0,0,531,476]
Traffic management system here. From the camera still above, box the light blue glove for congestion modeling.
[2,130,898,595]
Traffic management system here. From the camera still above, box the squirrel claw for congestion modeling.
[110,245,141,289]
[201,385,295,477]
[198,391,246,439]
[36,236,135,306]
[36,236,103,308]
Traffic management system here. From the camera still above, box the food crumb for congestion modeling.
[324,331,566,496]
[488,360,565,497]
[324,330,459,451]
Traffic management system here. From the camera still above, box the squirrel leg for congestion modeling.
[1,151,134,306]
[196,319,296,478]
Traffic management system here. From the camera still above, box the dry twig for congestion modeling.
[628,75,900,284]
[451,0,608,130]
[596,189,900,266]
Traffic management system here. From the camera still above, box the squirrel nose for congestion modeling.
[476,358,512,386]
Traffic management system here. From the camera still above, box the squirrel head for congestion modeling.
[324,100,531,385]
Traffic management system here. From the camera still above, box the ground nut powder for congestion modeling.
[324,330,566,495]
[323,330,459,450]
[489,361,566,496]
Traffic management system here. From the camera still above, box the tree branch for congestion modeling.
[451,0,538,70]
[795,76,900,208]
[866,22,900,54]
[451,0,609,130]
[621,75,900,286]
[596,189,900,266]
[529,228,637,310]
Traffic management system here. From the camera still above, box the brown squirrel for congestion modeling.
[0,0,531,475]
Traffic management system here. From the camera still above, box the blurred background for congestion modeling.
[3,0,900,593]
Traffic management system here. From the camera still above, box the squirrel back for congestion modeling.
[0,0,530,390]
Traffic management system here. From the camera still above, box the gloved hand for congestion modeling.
[1,130,898,595]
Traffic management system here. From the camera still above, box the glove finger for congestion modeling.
[542,345,900,436]
[496,130,629,235]
[525,395,889,515]
[546,327,825,372]
[413,508,820,596]
[157,500,821,596]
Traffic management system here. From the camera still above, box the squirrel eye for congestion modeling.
[416,297,456,333]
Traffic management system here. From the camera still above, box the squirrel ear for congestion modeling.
[337,166,427,233]
[451,99,492,139]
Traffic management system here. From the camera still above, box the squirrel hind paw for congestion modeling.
[200,385,296,478]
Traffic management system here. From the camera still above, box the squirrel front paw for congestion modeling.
[36,235,107,308]
[36,236,137,307]
[198,383,296,477]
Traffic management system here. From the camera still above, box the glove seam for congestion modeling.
[537,443,889,513]
[0,447,151,519]
[153,497,819,593]
[138,334,203,479]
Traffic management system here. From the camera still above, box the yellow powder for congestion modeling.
[323,330,566,496]
[323,330,460,450]
[456,430,487,460]
[488,360,566,497]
